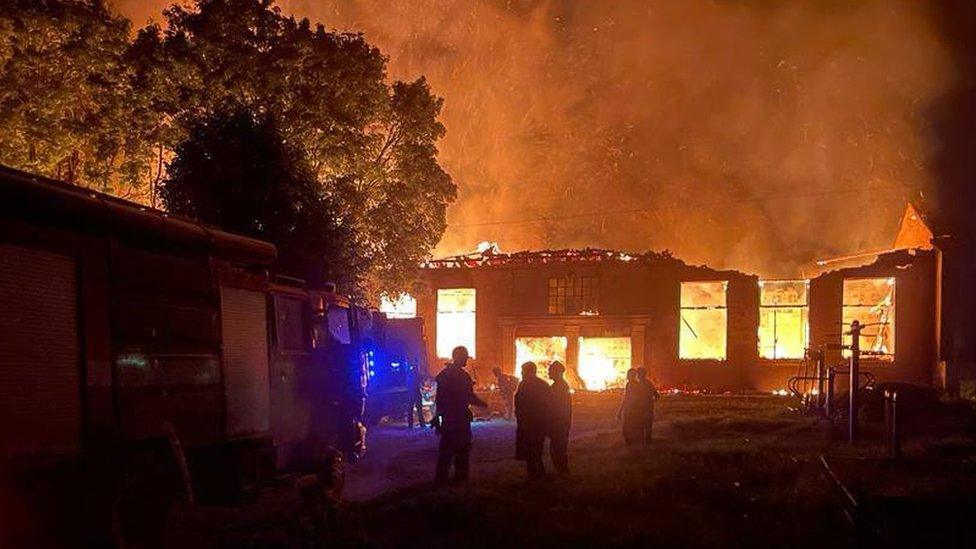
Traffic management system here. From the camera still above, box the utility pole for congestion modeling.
[849,319,861,444]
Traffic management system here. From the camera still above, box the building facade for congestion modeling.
[412,247,939,393]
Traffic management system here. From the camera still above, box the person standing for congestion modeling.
[434,346,488,483]
[492,367,519,420]
[515,361,550,479]
[547,361,572,478]
[637,367,660,444]
[617,368,644,447]
[405,363,427,429]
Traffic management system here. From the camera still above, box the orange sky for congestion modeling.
[113,1,954,276]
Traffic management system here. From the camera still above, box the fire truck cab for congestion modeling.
[268,280,368,471]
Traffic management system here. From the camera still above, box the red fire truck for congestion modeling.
[0,166,367,544]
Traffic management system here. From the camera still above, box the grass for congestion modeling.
[171,393,976,547]
[324,395,851,548]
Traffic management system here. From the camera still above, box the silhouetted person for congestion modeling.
[405,364,426,428]
[617,368,643,447]
[515,361,549,479]
[492,366,518,420]
[547,361,572,477]
[434,346,487,483]
[637,367,660,444]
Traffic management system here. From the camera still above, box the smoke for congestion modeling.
[116,0,955,276]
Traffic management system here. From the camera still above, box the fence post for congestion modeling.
[885,390,901,460]
[815,349,826,414]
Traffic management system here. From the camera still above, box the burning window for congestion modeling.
[842,278,895,359]
[379,293,416,318]
[578,337,631,390]
[758,280,809,360]
[547,275,599,315]
[514,337,568,379]
[436,288,476,358]
[679,281,728,360]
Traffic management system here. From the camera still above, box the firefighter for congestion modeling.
[547,361,572,478]
[515,361,549,479]
[492,366,518,420]
[405,363,427,429]
[637,367,660,444]
[434,346,487,483]
[617,368,644,447]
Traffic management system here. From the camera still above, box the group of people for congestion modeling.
[431,345,659,483]
[511,360,573,479]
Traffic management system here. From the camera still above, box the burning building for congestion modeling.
[404,208,942,393]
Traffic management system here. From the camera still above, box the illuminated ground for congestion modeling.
[168,393,976,546]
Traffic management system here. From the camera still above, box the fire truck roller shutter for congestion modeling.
[220,287,271,437]
[0,244,80,458]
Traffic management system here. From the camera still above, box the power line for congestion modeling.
[451,184,908,229]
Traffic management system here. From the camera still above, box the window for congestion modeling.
[842,278,895,359]
[548,277,568,314]
[679,281,728,360]
[578,337,631,390]
[436,288,476,358]
[379,293,416,318]
[758,280,809,360]
[547,275,599,315]
[277,296,307,352]
[578,276,599,314]
[327,305,352,345]
[514,337,568,379]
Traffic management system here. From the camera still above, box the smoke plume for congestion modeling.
[117,0,955,276]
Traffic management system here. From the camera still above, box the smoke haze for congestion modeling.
[116,0,955,276]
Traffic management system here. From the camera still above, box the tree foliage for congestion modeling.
[0,0,455,295]
[162,107,356,288]
[0,0,149,194]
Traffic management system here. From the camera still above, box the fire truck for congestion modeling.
[362,316,431,425]
[0,166,368,544]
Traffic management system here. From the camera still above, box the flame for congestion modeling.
[577,337,631,391]
[514,337,568,380]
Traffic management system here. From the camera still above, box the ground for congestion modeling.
[167,392,976,547]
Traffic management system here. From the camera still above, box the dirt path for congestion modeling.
[344,394,623,501]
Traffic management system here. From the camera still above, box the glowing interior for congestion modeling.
[679,281,727,360]
[379,293,417,318]
[436,288,476,358]
[577,337,631,391]
[514,337,568,379]
[842,278,895,359]
[758,280,809,359]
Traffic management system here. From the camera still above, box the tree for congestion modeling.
[161,107,358,289]
[136,0,455,295]
[0,0,147,195]
[0,0,456,295]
